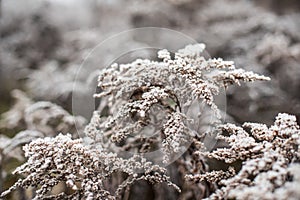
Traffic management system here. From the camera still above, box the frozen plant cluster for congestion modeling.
[2,44,299,200]
[0,90,86,195]
[1,134,179,200]
[87,43,269,164]
[188,113,300,200]
[1,0,300,199]
[2,0,300,125]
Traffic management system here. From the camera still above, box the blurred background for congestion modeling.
[0,0,300,199]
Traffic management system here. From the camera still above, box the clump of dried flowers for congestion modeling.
[1,134,179,200]
[87,43,269,164]
[4,44,299,200]
[187,113,300,199]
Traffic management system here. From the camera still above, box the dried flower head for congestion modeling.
[1,134,179,200]
[87,43,269,163]
[1,43,273,200]
[192,113,300,200]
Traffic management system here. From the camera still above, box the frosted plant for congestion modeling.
[2,1,300,199]
[1,90,86,137]
[0,130,44,193]
[87,43,269,163]
[0,130,43,162]
[23,101,86,136]
[0,43,273,199]
[3,114,299,199]
[0,134,179,200]
[0,90,86,195]
[188,113,300,199]
[0,90,32,130]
